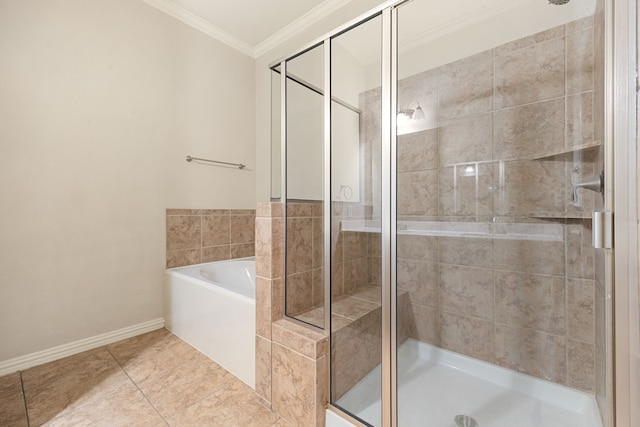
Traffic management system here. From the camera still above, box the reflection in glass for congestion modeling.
[284,44,325,329]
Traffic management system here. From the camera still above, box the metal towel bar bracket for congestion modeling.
[186,155,246,169]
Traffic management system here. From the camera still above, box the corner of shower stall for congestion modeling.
[269,0,615,426]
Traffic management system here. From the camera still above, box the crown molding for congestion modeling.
[140,0,255,57]
[254,0,353,58]
[141,0,354,59]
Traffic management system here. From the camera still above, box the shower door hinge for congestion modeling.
[592,211,613,249]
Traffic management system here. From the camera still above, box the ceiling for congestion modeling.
[143,0,596,60]
[142,0,356,57]
[169,0,328,46]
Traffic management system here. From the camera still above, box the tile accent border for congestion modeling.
[0,318,165,376]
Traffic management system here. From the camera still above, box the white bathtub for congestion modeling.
[164,257,255,388]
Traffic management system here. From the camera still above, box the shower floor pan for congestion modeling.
[335,339,603,427]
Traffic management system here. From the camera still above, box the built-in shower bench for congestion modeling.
[295,286,411,400]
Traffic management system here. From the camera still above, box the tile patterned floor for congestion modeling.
[0,329,289,426]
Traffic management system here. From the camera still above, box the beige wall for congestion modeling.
[0,0,255,362]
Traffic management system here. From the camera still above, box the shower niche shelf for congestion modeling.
[526,141,601,220]
[340,220,564,242]
[531,141,601,161]
[528,212,593,220]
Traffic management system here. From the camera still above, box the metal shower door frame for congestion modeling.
[611,0,640,426]
[271,0,636,425]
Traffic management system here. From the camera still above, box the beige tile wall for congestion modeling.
[285,200,378,324]
[166,209,255,268]
[255,202,284,406]
[356,16,600,393]
[273,15,603,416]
[255,203,328,427]
[271,320,327,427]
[332,203,377,297]
[285,202,324,318]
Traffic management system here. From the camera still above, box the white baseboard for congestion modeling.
[0,318,165,376]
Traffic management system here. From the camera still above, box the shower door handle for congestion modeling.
[593,211,613,249]
[572,173,604,203]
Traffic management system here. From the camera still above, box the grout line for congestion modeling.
[104,336,260,425]
[19,371,30,427]
[104,346,169,426]
[21,350,138,426]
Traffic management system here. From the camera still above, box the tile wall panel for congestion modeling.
[166,209,255,268]
[387,17,599,392]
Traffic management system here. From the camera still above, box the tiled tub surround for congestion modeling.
[166,209,256,268]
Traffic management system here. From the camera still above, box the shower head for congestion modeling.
[548,0,570,4]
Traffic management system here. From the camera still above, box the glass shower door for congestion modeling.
[283,44,326,329]
[394,0,608,426]
[329,14,384,427]
[271,0,615,425]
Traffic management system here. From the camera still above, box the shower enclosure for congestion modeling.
[270,0,621,425]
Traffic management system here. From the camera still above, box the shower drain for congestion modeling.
[454,415,479,427]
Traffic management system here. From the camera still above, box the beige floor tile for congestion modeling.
[109,337,194,383]
[270,418,294,426]
[0,373,22,398]
[138,353,236,418]
[23,348,131,426]
[0,391,28,427]
[110,329,249,417]
[109,329,238,418]
[17,329,282,426]
[22,348,114,391]
[41,382,165,427]
[106,329,181,370]
[168,380,280,427]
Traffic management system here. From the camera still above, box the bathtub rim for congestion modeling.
[165,256,256,302]
[166,255,255,272]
